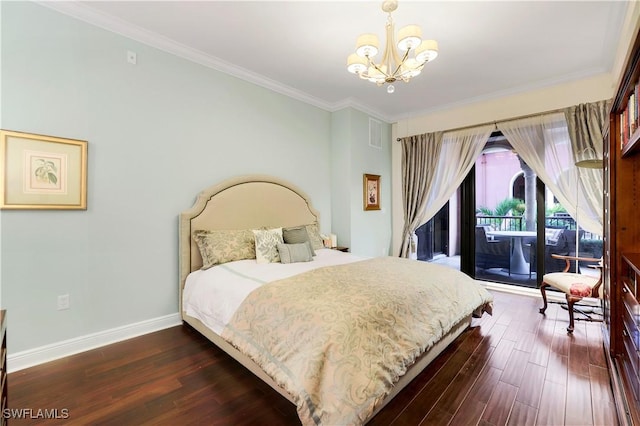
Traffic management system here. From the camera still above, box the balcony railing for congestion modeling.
[476,215,523,231]
[476,214,601,240]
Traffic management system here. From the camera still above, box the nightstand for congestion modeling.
[332,246,349,253]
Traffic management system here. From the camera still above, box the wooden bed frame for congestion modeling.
[178,174,472,422]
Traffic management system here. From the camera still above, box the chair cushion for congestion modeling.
[543,272,601,298]
[570,282,592,297]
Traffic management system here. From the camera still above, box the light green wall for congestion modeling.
[330,109,352,249]
[330,108,392,257]
[0,2,391,354]
[349,111,392,257]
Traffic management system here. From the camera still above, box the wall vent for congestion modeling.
[369,118,382,149]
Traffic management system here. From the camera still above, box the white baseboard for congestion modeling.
[483,280,565,303]
[8,313,182,373]
[3,285,582,373]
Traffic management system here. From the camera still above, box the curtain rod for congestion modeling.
[395,106,566,141]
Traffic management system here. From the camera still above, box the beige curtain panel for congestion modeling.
[399,132,443,258]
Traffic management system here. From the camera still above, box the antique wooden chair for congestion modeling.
[539,253,603,333]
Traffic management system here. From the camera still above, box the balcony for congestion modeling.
[430,214,602,289]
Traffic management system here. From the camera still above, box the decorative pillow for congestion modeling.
[193,229,256,269]
[305,223,324,250]
[283,226,316,255]
[277,242,313,264]
[253,228,284,264]
[545,228,564,244]
[570,282,592,297]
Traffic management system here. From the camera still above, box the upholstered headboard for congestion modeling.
[179,175,320,294]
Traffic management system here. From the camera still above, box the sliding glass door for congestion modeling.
[415,202,450,262]
[457,134,601,287]
[422,125,602,290]
[469,138,538,287]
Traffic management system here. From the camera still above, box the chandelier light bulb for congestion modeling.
[347,54,368,74]
[346,0,438,90]
[397,25,422,51]
[415,40,439,63]
[401,58,422,78]
[355,34,380,58]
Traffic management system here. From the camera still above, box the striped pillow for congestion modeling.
[283,226,316,255]
[277,242,314,264]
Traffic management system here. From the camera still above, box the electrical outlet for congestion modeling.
[57,294,70,310]
[127,50,137,65]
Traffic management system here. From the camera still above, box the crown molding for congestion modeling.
[392,66,609,123]
[34,2,609,126]
[35,1,369,116]
[330,97,391,123]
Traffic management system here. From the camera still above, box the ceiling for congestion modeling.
[44,1,630,122]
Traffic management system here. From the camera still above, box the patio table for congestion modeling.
[486,230,537,275]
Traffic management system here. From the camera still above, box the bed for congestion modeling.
[179,175,493,425]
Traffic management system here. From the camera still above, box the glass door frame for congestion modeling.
[460,165,547,289]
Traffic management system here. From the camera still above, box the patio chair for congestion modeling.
[528,228,570,277]
[475,225,511,275]
[539,253,603,333]
[561,229,587,271]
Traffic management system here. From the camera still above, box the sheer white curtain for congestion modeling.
[420,125,495,225]
[399,125,492,258]
[498,112,602,235]
[564,100,610,234]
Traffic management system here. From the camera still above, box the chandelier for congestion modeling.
[347,0,438,94]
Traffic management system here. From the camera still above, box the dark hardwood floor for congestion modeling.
[8,290,617,425]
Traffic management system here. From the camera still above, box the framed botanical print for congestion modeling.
[363,173,380,211]
[0,130,87,209]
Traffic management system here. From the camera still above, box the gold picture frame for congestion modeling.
[363,173,380,211]
[0,130,87,210]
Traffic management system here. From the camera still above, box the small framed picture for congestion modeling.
[363,173,380,211]
[0,130,88,209]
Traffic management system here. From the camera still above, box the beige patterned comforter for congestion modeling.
[221,256,493,425]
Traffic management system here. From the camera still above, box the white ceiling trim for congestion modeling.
[35,2,371,114]
[34,1,621,125]
[330,97,390,123]
[395,66,611,124]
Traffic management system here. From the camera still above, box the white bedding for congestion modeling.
[183,248,364,334]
